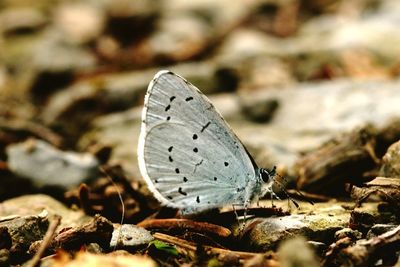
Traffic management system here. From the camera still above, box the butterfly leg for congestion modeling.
[232,204,247,233]
[267,186,281,207]
[231,204,240,222]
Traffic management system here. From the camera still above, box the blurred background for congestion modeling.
[1,0,400,197]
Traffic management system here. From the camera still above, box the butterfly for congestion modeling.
[137,70,277,215]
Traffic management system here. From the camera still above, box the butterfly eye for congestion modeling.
[260,167,276,183]
[261,170,271,183]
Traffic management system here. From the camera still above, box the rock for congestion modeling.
[0,194,91,229]
[233,79,400,177]
[0,249,9,266]
[53,3,105,45]
[241,97,279,123]
[380,140,400,178]
[147,14,211,62]
[240,201,350,250]
[278,236,319,267]
[27,32,97,103]
[295,125,377,195]
[6,139,99,189]
[334,228,362,240]
[110,224,154,249]
[43,250,157,267]
[218,1,400,62]
[215,30,296,90]
[0,212,49,259]
[32,31,97,74]
[350,202,398,231]
[350,177,400,219]
[0,7,46,34]
[231,78,400,172]
[40,69,154,126]
[366,224,398,239]
[154,0,260,62]
[238,79,400,142]
[41,63,222,137]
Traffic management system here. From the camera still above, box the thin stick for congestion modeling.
[153,232,261,260]
[99,166,125,250]
[27,215,61,267]
[138,218,231,238]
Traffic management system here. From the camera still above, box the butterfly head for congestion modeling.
[258,166,276,197]
[260,166,276,184]
[259,166,303,208]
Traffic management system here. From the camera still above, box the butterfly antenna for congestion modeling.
[272,169,314,207]
[99,166,125,250]
[268,167,300,209]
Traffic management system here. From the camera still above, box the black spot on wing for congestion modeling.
[175,168,180,174]
[170,96,176,102]
[224,161,229,167]
[192,134,198,140]
[196,196,200,203]
[169,156,173,162]
[201,122,211,132]
[193,147,198,153]
[185,97,193,101]
[237,187,244,192]
[178,187,187,196]
[165,105,171,111]
[168,146,173,152]
[183,177,188,182]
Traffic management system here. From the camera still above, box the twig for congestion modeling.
[0,119,63,147]
[27,215,61,267]
[323,225,400,266]
[153,232,260,260]
[99,166,125,251]
[138,218,231,238]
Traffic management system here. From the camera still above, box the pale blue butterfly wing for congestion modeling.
[138,70,263,214]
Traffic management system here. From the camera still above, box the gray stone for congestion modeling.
[32,30,96,73]
[217,1,400,60]
[380,140,400,178]
[0,7,46,34]
[0,194,93,230]
[41,63,222,126]
[110,224,154,248]
[334,228,362,240]
[6,139,99,189]
[235,79,400,153]
[78,107,141,177]
[240,201,350,250]
[0,212,48,255]
[350,202,398,230]
[147,14,211,61]
[278,236,319,267]
[53,3,106,45]
[366,224,398,239]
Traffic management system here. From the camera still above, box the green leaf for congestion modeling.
[149,240,179,256]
